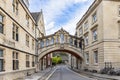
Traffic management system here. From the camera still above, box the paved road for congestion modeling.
[49,65,94,80]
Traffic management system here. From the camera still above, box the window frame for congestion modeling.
[60,34,64,43]
[92,28,98,41]
[32,39,34,50]
[0,14,4,34]
[26,34,29,47]
[26,54,30,67]
[84,21,89,31]
[12,0,19,15]
[85,52,89,64]
[12,51,19,70]
[32,56,35,67]
[51,37,54,45]
[12,23,19,41]
[0,49,4,72]
[79,27,83,36]
[32,22,35,32]
[92,12,97,23]
[26,14,29,27]
[40,40,44,48]
[84,34,89,46]
[93,50,98,64]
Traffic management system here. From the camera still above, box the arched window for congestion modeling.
[40,40,44,48]
[46,39,49,46]
[60,34,64,43]
[51,37,54,45]
[56,35,59,43]
[69,38,73,45]
[74,40,77,47]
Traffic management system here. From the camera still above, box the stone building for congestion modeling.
[76,0,120,71]
[0,0,45,79]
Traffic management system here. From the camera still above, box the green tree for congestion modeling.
[52,56,62,65]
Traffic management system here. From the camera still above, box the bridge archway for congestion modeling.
[37,28,84,71]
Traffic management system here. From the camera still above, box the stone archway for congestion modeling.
[37,28,84,71]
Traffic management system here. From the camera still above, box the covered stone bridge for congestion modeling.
[37,28,84,70]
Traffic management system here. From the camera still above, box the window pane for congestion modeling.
[16,27,18,33]
[16,33,19,41]
[0,50,3,57]
[13,60,15,70]
[16,60,19,69]
[92,13,97,23]
[85,35,88,46]
[84,21,88,30]
[0,59,3,71]
[16,53,18,59]
[51,38,54,44]
[85,53,89,64]
[93,29,97,41]
[0,24,3,33]
[0,15,3,23]
[94,51,98,63]
[60,34,64,43]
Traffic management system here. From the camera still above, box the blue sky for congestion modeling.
[29,0,94,35]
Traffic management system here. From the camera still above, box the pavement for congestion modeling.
[16,67,56,80]
[71,68,120,80]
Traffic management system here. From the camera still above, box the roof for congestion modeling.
[31,12,42,22]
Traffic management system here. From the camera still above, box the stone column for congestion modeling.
[72,38,74,46]
[46,55,48,68]
[71,54,73,69]
[76,58,78,69]
[41,58,43,70]
[65,35,67,43]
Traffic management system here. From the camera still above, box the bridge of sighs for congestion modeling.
[37,28,84,70]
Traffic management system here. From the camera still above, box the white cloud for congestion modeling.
[74,0,87,3]
[62,0,94,35]
[29,0,94,35]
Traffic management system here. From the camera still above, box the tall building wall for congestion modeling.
[76,0,120,71]
[0,0,45,79]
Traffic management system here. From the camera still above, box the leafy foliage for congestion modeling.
[52,56,62,65]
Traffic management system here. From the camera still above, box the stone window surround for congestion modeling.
[0,49,4,72]
[26,14,29,27]
[26,54,30,67]
[93,49,98,65]
[85,52,89,64]
[26,34,29,47]
[84,21,89,31]
[79,27,83,36]
[32,39,34,50]
[0,13,4,34]
[13,23,19,41]
[84,32,89,46]
[12,0,19,15]
[92,27,98,42]
[32,55,35,67]
[92,11,97,24]
[12,51,19,70]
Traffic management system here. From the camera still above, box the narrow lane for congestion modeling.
[49,65,94,80]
